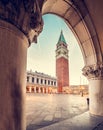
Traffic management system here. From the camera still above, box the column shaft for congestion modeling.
[0,20,28,130]
[89,79,103,116]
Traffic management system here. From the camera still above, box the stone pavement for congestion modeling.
[38,112,103,130]
[26,93,103,130]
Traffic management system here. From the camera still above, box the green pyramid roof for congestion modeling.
[58,30,67,44]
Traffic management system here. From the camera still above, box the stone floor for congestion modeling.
[26,93,103,130]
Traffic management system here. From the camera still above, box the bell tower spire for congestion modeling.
[58,30,67,44]
[56,31,69,93]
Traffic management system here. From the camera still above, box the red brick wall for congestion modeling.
[56,57,69,92]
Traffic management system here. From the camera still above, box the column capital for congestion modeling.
[0,0,44,45]
[82,63,103,79]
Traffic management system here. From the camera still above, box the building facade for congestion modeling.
[68,85,89,96]
[26,70,57,93]
[56,31,69,93]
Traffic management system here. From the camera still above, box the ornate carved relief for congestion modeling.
[82,64,103,79]
[0,0,44,44]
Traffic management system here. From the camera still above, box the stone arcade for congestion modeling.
[26,70,57,93]
[1,0,103,130]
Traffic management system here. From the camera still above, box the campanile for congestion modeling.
[56,31,69,93]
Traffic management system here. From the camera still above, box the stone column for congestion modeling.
[38,87,40,93]
[0,0,44,130]
[34,87,36,93]
[82,64,103,116]
[43,87,45,93]
[29,87,32,93]
[29,76,32,84]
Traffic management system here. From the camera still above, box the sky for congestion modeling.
[27,14,88,85]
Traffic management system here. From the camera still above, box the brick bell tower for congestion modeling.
[56,31,69,93]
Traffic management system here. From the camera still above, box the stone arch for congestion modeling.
[31,87,35,92]
[36,87,39,93]
[42,0,102,67]
[40,87,43,93]
[44,87,46,93]
[26,86,30,93]
[1,1,103,129]
[42,0,103,116]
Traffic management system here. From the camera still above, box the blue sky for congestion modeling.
[27,14,88,85]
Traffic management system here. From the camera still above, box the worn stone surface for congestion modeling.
[38,112,103,130]
[0,0,44,44]
[0,20,28,130]
[26,93,89,130]
[26,94,103,130]
[0,1,44,130]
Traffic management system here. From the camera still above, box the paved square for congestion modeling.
[26,93,88,130]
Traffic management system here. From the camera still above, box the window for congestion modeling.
[51,81,53,85]
[32,77,34,83]
[27,76,29,82]
[48,80,50,85]
[58,51,61,55]
[37,78,39,84]
[41,79,43,84]
[63,51,66,55]
[45,80,46,84]
[54,82,56,86]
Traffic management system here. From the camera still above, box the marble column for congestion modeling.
[34,87,36,93]
[83,64,103,116]
[39,87,41,93]
[0,0,44,130]
[0,17,29,130]
[43,87,45,93]
[29,87,32,93]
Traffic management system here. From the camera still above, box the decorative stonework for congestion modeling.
[82,64,103,79]
[56,46,68,60]
[0,0,44,45]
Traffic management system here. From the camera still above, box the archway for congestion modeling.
[26,86,30,93]
[36,87,39,93]
[42,0,101,67]
[40,87,43,93]
[42,0,103,116]
[31,87,35,93]
[44,87,46,93]
[1,1,103,130]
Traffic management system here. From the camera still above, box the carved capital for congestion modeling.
[82,64,103,79]
[0,0,44,45]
